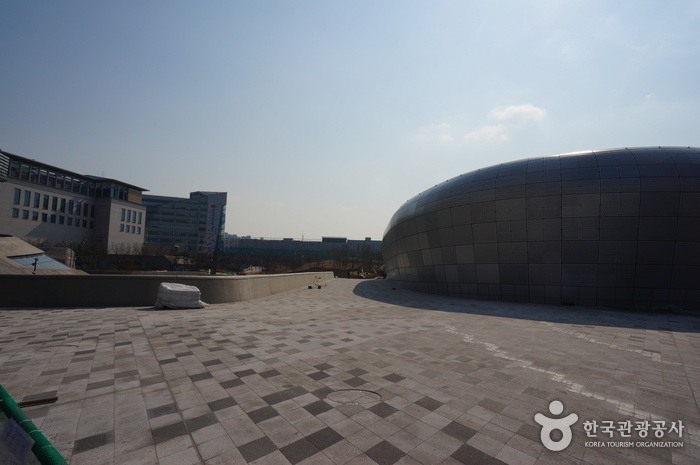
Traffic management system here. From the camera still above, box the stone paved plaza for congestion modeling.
[1,278,699,464]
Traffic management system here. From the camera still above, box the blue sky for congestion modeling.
[2,1,700,240]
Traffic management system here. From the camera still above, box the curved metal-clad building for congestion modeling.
[382,147,700,310]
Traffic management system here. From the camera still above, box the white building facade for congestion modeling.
[0,150,148,252]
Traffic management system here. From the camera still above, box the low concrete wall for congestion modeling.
[0,272,334,307]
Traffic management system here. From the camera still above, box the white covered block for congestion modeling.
[154,282,207,309]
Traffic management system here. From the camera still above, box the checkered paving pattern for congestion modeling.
[1,279,699,464]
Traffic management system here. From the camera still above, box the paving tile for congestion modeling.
[1,279,699,465]
[279,437,320,465]
[248,406,280,424]
[147,402,179,419]
[442,420,477,442]
[185,413,218,432]
[207,397,237,411]
[189,372,213,382]
[415,396,443,412]
[383,373,406,383]
[72,430,115,454]
[152,422,188,445]
[369,402,399,419]
[160,446,201,465]
[306,426,343,451]
[365,440,406,465]
[303,400,334,416]
[451,443,507,465]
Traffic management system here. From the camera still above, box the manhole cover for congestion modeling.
[327,389,382,405]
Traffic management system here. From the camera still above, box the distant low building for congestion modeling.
[0,150,147,253]
[143,191,227,255]
[223,235,382,269]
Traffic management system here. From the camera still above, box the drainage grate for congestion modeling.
[326,389,382,405]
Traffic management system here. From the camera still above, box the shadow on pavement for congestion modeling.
[353,279,700,333]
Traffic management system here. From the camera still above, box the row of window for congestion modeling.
[120,208,143,235]
[120,208,143,224]
[11,208,94,228]
[120,224,142,235]
[9,206,141,235]
[9,159,135,200]
[13,188,94,217]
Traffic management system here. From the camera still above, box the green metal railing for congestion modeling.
[0,384,67,465]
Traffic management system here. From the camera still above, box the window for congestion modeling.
[68,200,74,215]
[82,220,87,228]
[43,195,49,210]
[11,208,19,218]
[23,190,31,207]
[127,210,131,223]
[60,198,66,213]
[91,205,95,218]
[41,213,47,222]
[137,226,141,235]
[32,211,38,221]
[13,189,20,205]
[51,197,58,211]
[22,210,29,220]
[121,208,125,221]
[120,224,124,232]
[33,193,40,208]
[50,214,56,223]
[67,217,73,226]
[83,203,89,217]
[138,211,142,224]
[59,216,65,225]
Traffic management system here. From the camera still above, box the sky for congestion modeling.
[2,1,700,241]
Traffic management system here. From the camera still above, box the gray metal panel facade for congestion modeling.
[382,147,700,310]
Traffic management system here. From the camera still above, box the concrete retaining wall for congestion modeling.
[0,272,334,307]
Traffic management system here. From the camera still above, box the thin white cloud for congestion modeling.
[464,103,547,143]
[489,103,547,122]
[413,123,454,143]
[464,124,509,142]
[417,104,547,145]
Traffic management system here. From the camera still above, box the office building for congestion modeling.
[143,191,226,254]
[0,150,148,252]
